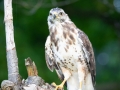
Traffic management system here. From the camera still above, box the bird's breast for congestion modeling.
[50,32,83,71]
[49,24,85,71]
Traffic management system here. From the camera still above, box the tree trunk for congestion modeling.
[4,0,21,85]
[1,0,56,89]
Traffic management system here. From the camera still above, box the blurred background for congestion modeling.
[0,0,120,90]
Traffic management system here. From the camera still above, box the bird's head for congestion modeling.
[48,7,69,25]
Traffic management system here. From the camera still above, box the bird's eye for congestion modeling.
[59,12,63,15]
[49,13,52,16]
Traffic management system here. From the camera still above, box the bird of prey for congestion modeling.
[45,7,96,90]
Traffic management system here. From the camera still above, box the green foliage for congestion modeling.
[0,0,120,89]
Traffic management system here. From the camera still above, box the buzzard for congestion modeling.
[45,8,96,90]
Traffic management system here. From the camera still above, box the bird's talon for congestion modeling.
[55,85,63,90]
[51,82,63,90]
[51,82,57,87]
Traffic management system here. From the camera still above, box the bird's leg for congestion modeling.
[78,71,84,90]
[52,67,71,90]
[77,62,85,90]
[79,81,82,90]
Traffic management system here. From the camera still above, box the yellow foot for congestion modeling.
[51,82,64,90]
[78,81,82,90]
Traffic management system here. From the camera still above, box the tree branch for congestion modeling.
[1,0,62,89]
[4,0,21,86]
[13,0,78,15]
[23,57,55,90]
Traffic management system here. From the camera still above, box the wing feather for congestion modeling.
[61,21,96,85]
[45,36,55,72]
[78,30,96,86]
[45,36,64,81]
[45,52,54,72]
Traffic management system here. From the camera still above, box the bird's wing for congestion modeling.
[45,36,54,72]
[78,30,96,86]
[45,36,64,81]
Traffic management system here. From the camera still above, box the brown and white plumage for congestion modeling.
[45,8,96,90]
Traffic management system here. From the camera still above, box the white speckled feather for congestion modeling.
[45,7,96,90]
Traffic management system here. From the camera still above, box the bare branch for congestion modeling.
[51,0,57,6]
[28,0,43,15]
[23,58,55,90]
[13,0,78,15]
[4,0,21,86]
[42,0,78,7]
[25,57,38,76]
[1,80,14,90]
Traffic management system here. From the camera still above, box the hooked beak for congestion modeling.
[53,14,56,19]
[53,12,58,19]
